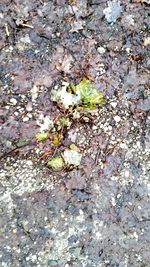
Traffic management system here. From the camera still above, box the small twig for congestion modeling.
[69,4,76,18]
[21,23,34,29]
[4,23,10,36]
[62,44,78,61]
[39,150,53,159]
[51,146,59,159]
[0,141,35,160]
[90,1,106,5]
[95,147,101,165]
[38,33,50,40]
[139,218,150,222]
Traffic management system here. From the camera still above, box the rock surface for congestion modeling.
[0,0,149,266]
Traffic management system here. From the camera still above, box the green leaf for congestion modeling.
[47,156,64,170]
[36,132,49,142]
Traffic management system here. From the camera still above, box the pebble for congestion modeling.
[26,160,33,166]
[0,13,4,19]
[31,255,37,261]
[99,67,105,74]
[14,111,19,116]
[133,121,138,127]
[111,196,116,206]
[10,98,17,105]
[126,47,131,53]
[26,102,33,112]
[111,136,116,141]
[23,116,29,122]
[120,143,127,149]
[27,113,32,118]
[56,32,60,37]
[108,125,112,131]
[6,141,12,148]
[124,170,130,178]
[114,115,121,123]
[136,141,141,147]
[110,102,117,108]
[97,46,106,54]
[92,125,97,130]
[31,85,39,101]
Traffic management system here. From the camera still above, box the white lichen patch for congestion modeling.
[31,84,39,101]
[36,114,54,132]
[62,149,82,166]
[51,86,80,109]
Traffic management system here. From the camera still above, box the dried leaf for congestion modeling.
[70,20,84,33]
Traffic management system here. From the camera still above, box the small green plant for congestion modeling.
[52,132,61,145]
[47,146,82,170]
[36,79,107,170]
[51,79,107,110]
[56,116,71,130]
[72,79,107,108]
[69,143,79,151]
[47,156,64,170]
[36,132,49,142]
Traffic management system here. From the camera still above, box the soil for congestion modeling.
[0,1,150,267]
